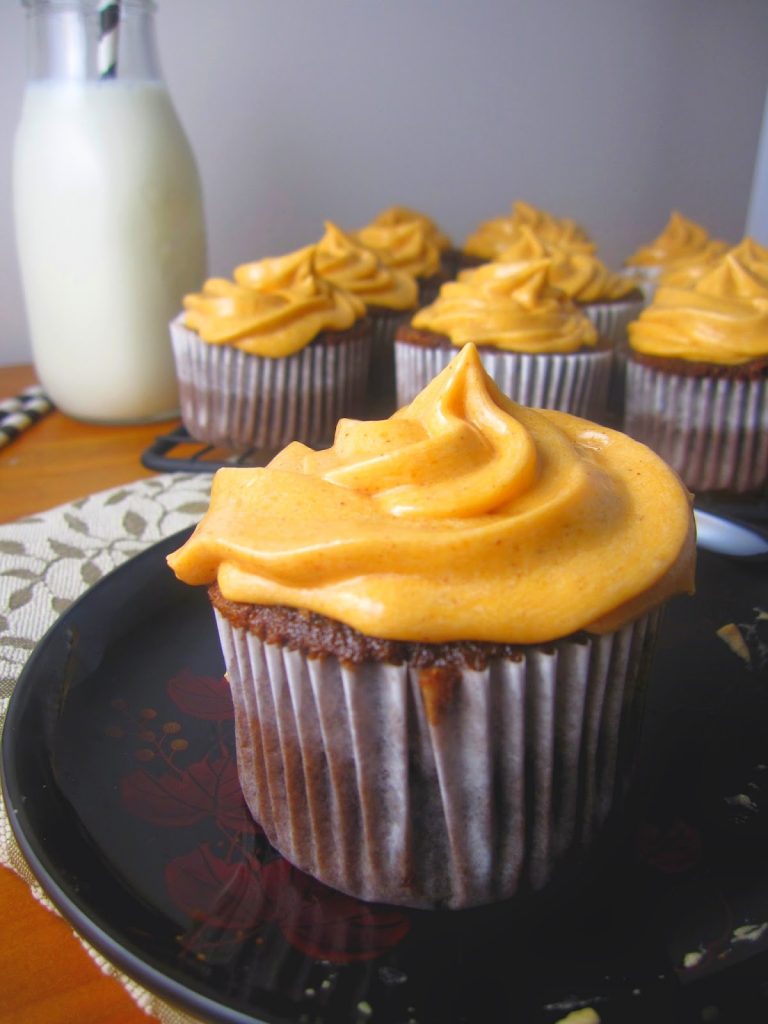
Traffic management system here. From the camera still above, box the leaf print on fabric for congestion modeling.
[0,540,26,555]
[1,636,36,650]
[105,488,132,505]
[176,503,210,516]
[64,513,90,535]
[123,510,147,538]
[9,586,34,611]
[81,561,103,586]
[48,539,85,558]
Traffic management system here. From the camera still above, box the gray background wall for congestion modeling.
[2,0,768,366]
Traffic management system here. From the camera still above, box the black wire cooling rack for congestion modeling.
[140,424,267,473]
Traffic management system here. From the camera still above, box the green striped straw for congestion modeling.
[97,0,120,79]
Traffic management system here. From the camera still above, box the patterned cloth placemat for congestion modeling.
[0,471,214,1024]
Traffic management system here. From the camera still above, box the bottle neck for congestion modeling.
[21,0,162,82]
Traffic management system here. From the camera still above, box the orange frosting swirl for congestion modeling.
[367,205,453,252]
[658,238,734,289]
[626,211,727,269]
[464,201,595,260]
[183,250,366,357]
[629,249,768,364]
[235,226,418,312]
[492,227,638,302]
[168,344,695,643]
[411,259,597,353]
[313,221,418,310]
[354,216,442,279]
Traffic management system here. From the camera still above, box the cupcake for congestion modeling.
[167,343,696,909]
[488,229,646,423]
[624,211,728,296]
[660,236,768,290]
[490,226,645,346]
[314,221,418,405]
[461,200,596,270]
[394,257,612,419]
[170,249,370,453]
[355,207,450,304]
[361,204,455,266]
[625,247,768,495]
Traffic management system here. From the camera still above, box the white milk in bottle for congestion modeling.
[13,1,207,423]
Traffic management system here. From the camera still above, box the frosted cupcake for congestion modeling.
[394,257,611,419]
[625,247,768,495]
[170,250,370,453]
[461,200,596,269]
[239,223,418,406]
[355,207,450,304]
[361,204,455,265]
[625,211,728,296]
[491,226,645,346]
[314,221,418,403]
[660,236,768,290]
[167,344,696,909]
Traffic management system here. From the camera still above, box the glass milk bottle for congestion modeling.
[13,0,207,423]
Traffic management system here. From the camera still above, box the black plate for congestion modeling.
[3,530,768,1024]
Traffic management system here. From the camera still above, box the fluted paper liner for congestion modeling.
[170,317,370,452]
[580,296,646,423]
[215,609,660,909]
[625,362,768,494]
[367,308,412,402]
[581,297,646,348]
[395,342,612,420]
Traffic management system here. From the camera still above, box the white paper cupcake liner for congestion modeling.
[170,317,370,452]
[367,308,412,405]
[395,342,612,420]
[580,297,646,348]
[620,265,662,303]
[580,297,646,424]
[624,361,768,494]
[215,608,661,909]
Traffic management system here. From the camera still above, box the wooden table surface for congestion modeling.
[0,364,185,1024]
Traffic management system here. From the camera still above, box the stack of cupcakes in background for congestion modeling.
[170,247,371,454]
[394,257,612,420]
[168,343,696,910]
[624,239,768,498]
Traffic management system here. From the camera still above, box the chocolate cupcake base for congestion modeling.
[214,603,661,910]
[170,317,371,453]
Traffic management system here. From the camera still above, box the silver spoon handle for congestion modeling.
[694,509,768,560]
